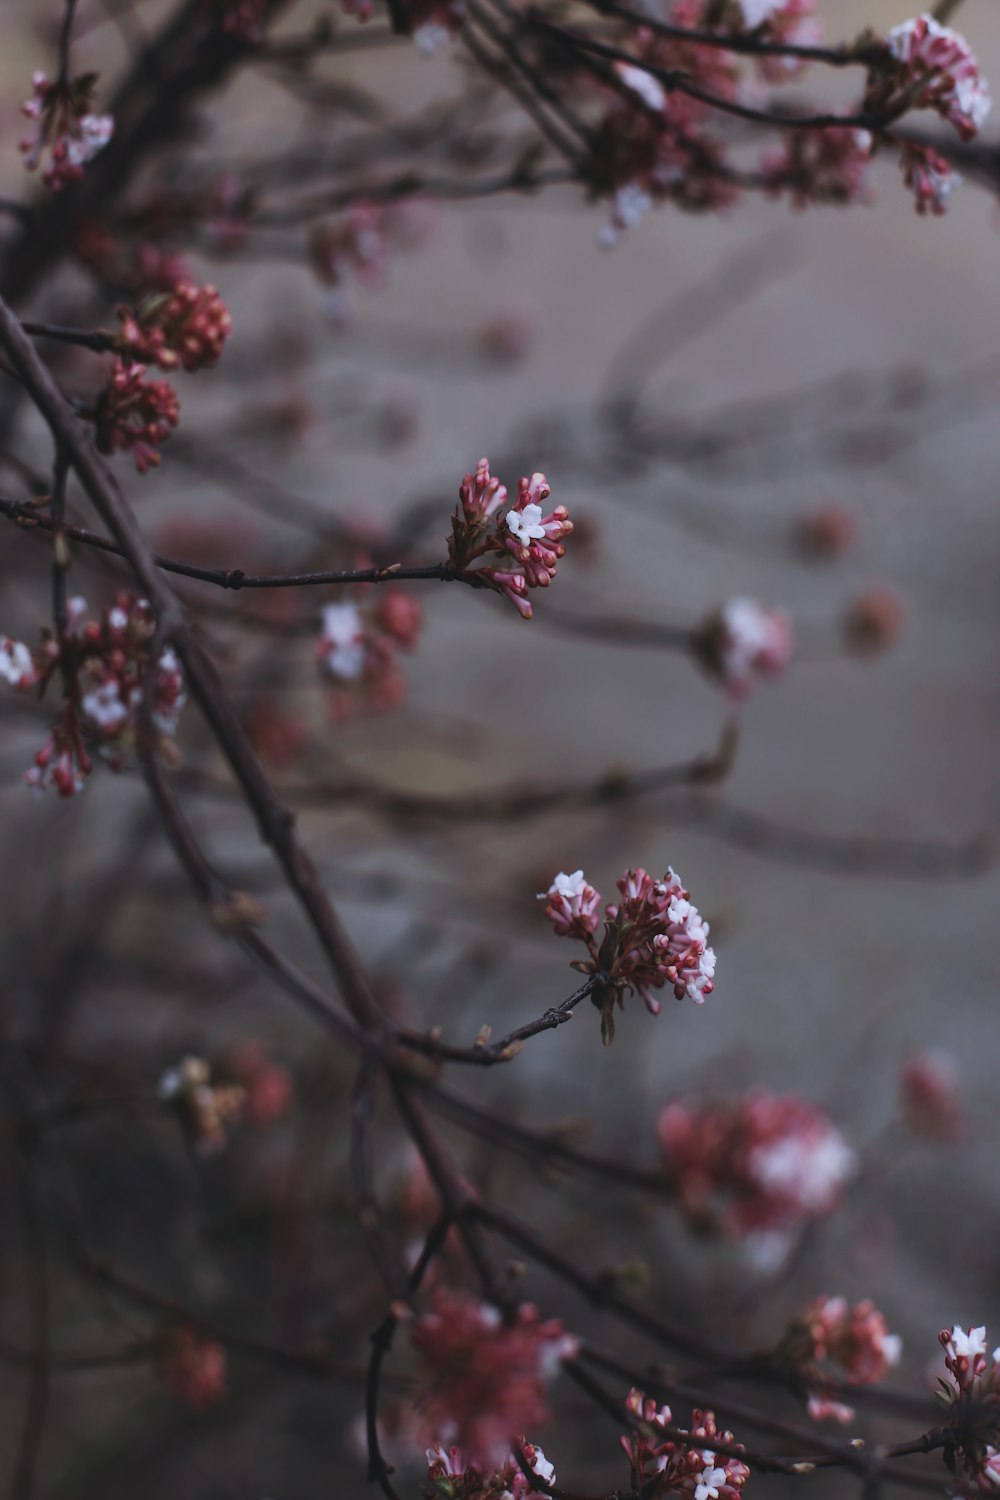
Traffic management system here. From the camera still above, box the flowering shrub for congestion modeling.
[0,1,994,1496]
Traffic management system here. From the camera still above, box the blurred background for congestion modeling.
[1,0,999,1495]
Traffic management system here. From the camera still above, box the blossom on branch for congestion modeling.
[933,1326,1000,1493]
[621,1391,750,1500]
[776,1296,901,1422]
[5,593,187,797]
[20,71,113,193]
[448,460,572,620]
[658,1092,854,1257]
[698,597,794,697]
[424,1440,555,1500]
[542,865,715,1043]
[410,1290,577,1469]
[117,281,232,372]
[880,15,991,142]
[898,142,961,216]
[317,586,423,718]
[95,358,180,474]
[763,126,874,209]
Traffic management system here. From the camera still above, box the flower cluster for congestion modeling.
[621,1390,750,1500]
[309,201,430,323]
[778,1296,901,1423]
[409,1290,577,1468]
[936,1327,1000,1494]
[878,15,991,143]
[95,359,181,473]
[117,281,232,373]
[657,1092,854,1258]
[542,866,715,1043]
[20,71,113,192]
[900,1050,964,1142]
[2,594,186,797]
[763,127,874,210]
[159,1056,247,1155]
[590,0,834,242]
[448,460,573,620]
[424,1440,555,1500]
[160,1325,228,1412]
[317,587,423,719]
[898,141,961,216]
[698,598,794,697]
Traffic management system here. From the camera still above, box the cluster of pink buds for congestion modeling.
[117,281,232,372]
[95,359,181,473]
[4,594,186,797]
[763,127,874,210]
[657,1092,854,1257]
[310,205,391,325]
[160,1325,228,1412]
[898,142,961,216]
[936,1327,1000,1493]
[877,16,991,143]
[409,1290,577,1469]
[159,1056,247,1155]
[423,1440,555,1500]
[317,587,423,719]
[940,1327,996,1399]
[621,1389,750,1500]
[20,71,114,192]
[777,1296,901,1423]
[900,1051,964,1143]
[698,597,794,698]
[447,459,573,620]
[543,867,715,1042]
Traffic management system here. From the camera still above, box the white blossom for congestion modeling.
[507,502,547,546]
